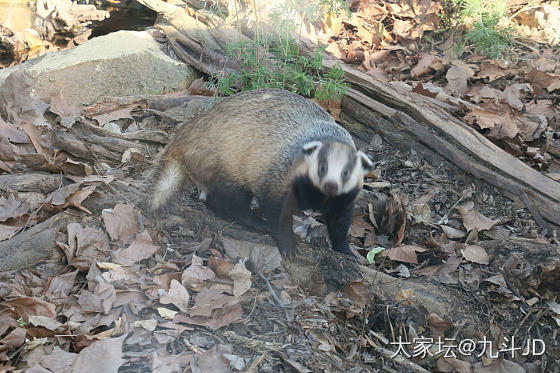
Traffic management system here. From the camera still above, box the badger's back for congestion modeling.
[165,89,353,192]
[150,89,356,211]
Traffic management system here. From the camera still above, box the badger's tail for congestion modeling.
[149,157,186,212]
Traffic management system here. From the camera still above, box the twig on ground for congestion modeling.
[258,272,285,309]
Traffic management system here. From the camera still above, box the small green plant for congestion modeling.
[465,14,514,58]
[366,246,385,264]
[210,0,349,100]
[451,0,514,58]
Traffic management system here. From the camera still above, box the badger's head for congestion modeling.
[301,141,373,197]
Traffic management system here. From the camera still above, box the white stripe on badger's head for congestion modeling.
[302,141,373,196]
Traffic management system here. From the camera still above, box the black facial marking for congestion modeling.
[342,152,357,184]
[361,154,374,171]
[317,143,331,180]
[303,142,320,155]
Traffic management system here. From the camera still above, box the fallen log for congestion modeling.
[0,173,64,194]
[53,121,168,165]
[0,212,77,272]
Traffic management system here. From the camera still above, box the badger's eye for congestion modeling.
[319,164,327,174]
[342,170,350,179]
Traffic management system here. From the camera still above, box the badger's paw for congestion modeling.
[333,244,359,258]
[275,233,297,259]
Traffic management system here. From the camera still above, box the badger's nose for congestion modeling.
[323,181,338,196]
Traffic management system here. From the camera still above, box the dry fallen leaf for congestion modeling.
[411,83,439,98]
[457,204,498,232]
[411,54,444,78]
[0,118,30,144]
[0,327,26,347]
[189,289,232,318]
[0,224,21,242]
[419,255,462,284]
[380,244,428,264]
[70,335,127,373]
[340,281,370,318]
[468,85,503,103]
[465,107,518,139]
[221,237,281,273]
[187,77,215,96]
[411,193,434,223]
[477,63,509,82]
[461,245,490,265]
[28,315,63,331]
[50,91,81,117]
[158,307,179,320]
[203,302,243,330]
[175,299,242,331]
[527,68,556,95]
[208,256,235,279]
[446,66,470,97]
[60,159,93,176]
[20,121,51,159]
[1,296,56,320]
[440,225,466,239]
[181,260,216,290]
[0,193,29,222]
[503,83,529,110]
[45,183,97,213]
[427,313,452,339]
[229,260,252,297]
[152,350,192,373]
[113,231,161,266]
[30,346,76,372]
[135,319,158,332]
[62,223,110,271]
[159,279,190,313]
[102,203,140,244]
[78,281,115,314]
[45,270,78,300]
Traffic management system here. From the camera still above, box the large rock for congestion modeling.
[0,30,199,106]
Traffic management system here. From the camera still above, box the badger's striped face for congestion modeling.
[303,141,373,197]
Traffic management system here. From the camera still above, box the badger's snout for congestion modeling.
[322,181,339,196]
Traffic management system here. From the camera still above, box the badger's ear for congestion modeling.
[358,151,373,172]
[302,141,322,155]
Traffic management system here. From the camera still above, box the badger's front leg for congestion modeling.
[261,189,298,257]
[323,191,359,256]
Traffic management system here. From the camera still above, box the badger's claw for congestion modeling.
[276,233,297,259]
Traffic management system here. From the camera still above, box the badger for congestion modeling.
[150,89,373,257]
